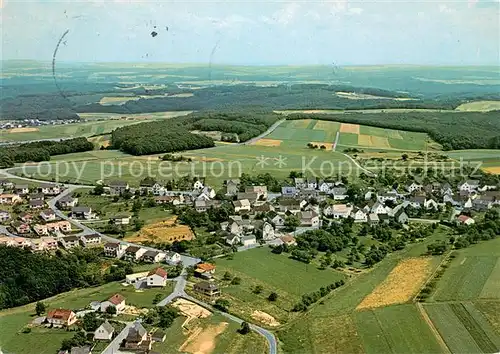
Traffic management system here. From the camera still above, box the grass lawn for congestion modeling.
[354,304,442,354]
[431,238,500,302]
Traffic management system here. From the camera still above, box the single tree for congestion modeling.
[253,285,264,294]
[238,321,251,335]
[105,305,117,315]
[268,292,278,302]
[35,301,46,316]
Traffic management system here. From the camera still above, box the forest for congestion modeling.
[287,111,500,150]
[0,137,94,167]
[0,246,130,309]
[110,112,279,155]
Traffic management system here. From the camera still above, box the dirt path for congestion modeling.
[416,303,451,354]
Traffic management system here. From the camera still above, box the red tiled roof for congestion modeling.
[47,308,74,321]
[148,267,168,278]
[108,293,125,305]
[196,263,216,272]
[457,215,471,222]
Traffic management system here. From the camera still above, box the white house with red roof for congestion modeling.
[457,215,475,226]
[100,293,126,313]
[146,267,168,287]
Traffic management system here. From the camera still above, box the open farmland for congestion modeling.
[424,303,500,353]
[455,100,500,112]
[431,238,500,302]
[126,217,195,244]
[445,149,500,174]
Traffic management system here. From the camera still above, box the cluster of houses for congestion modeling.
[0,233,102,252]
[103,241,182,264]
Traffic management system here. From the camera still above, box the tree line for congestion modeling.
[0,137,94,167]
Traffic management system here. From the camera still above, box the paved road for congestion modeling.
[340,152,377,177]
[156,269,188,306]
[243,119,286,145]
[0,225,17,237]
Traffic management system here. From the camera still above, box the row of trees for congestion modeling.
[292,280,345,311]
[0,137,94,167]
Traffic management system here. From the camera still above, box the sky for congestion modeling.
[1,0,499,65]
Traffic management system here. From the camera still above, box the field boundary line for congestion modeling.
[413,251,452,303]
[417,303,451,354]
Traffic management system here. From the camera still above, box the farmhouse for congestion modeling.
[46,308,77,327]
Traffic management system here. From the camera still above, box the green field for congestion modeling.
[424,303,500,353]
[0,111,192,142]
[0,281,174,354]
[354,304,443,354]
[432,238,500,302]
[445,149,500,174]
[212,247,346,324]
[455,100,500,112]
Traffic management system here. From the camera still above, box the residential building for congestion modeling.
[306,176,317,190]
[281,186,297,197]
[29,193,44,201]
[110,214,131,225]
[351,208,368,223]
[70,347,91,354]
[15,184,29,195]
[125,272,149,285]
[57,195,78,209]
[457,215,475,225]
[146,267,168,287]
[237,192,259,202]
[29,199,44,209]
[0,180,14,189]
[225,179,240,196]
[108,180,129,196]
[408,196,426,209]
[225,233,241,245]
[100,293,126,313]
[164,251,182,264]
[424,199,440,210]
[40,184,60,195]
[193,180,204,191]
[280,234,297,246]
[271,214,285,227]
[195,263,216,279]
[40,209,56,221]
[19,213,34,223]
[233,199,251,213]
[458,180,480,193]
[0,210,10,222]
[80,234,101,247]
[278,198,301,213]
[40,237,58,250]
[12,222,30,234]
[104,242,128,258]
[60,236,80,249]
[193,281,220,297]
[46,309,77,327]
[94,321,115,340]
[241,234,257,247]
[245,185,267,200]
[368,213,380,225]
[71,206,94,220]
[294,178,306,189]
[261,221,275,240]
[394,209,409,224]
[406,183,423,193]
[124,321,149,350]
[142,250,166,263]
[0,193,21,204]
[331,187,348,200]
[122,246,146,262]
[299,211,320,227]
[377,193,398,203]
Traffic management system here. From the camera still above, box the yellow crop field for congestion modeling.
[357,257,433,310]
[253,138,282,147]
[339,123,360,134]
[126,217,194,244]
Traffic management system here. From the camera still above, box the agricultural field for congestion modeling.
[212,247,346,325]
[354,304,444,354]
[445,149,500,174]
[0,281,174,354]
[0,111,192,142]
[126,216,195,244]
[424,302,500,353]
[260,119,431,151]
[455,100,500,112]
[431,238,500,302]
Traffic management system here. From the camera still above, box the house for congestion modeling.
[29,200,44,209]
[253,202,275,213]
[40,209,56,221]
[351,208,368,223]
[12,222,30,234]
[377,193,398,203]
[125,272,149,285]
[457,215,475,225]
[408,196,426,209]
[458,180,480,193]
[237,192,259,202]
[151,183,166,196]
[331,187,348,200]
[164,251,182,264]
[80,234,101,247]
[70,347,91,354]
[440,183,454,196]
[0,193,21,204]
[424,199,440,210]
[261,221,275,240]
[142,250,166,263]
[406,182,423,193]
[472,198,492,212]
[271,214,285,227]
[233,199,251,213]
[368,213,380,225]
[35,237,58,251]
[299,211,320,227]
[71,206,94,220]
[151,329,166,343]
[278,199,301,213]
[57,195,78,209]
[281,186,297,197]
[280,234,297,246]
[225,233,241,246]
[371,201,389,214]
[225,179,240,196]
[15,184,29,195]
[328,204,353,219]
[195,263,216,279]
[394,209,409,224]
[0,179,14,189]
[306,176,318,190]
[123,246,146,262]
[94,320,115,340]
[241,234,257,247]
[245,186,267,200]
[60,236,81,249]
[108,180,129,196]
[294,178,307,189]
[193,281,220,297]
[19,213,34,223]
[378,214,390,224]
[147,267,168,287]
[195,200,213,213]
[100,293,126,313]
[104,242,128,258]
[46,309,77,327]
[124,321,149,350]
[0,210,10,222]
[29,193,44,201]
[193,180,204,191]
[34,224,49,236]
[40,183,60,195]
[110,214,131,225]
[318,181,334,193]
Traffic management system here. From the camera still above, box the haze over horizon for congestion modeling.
[1,0,499,66]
